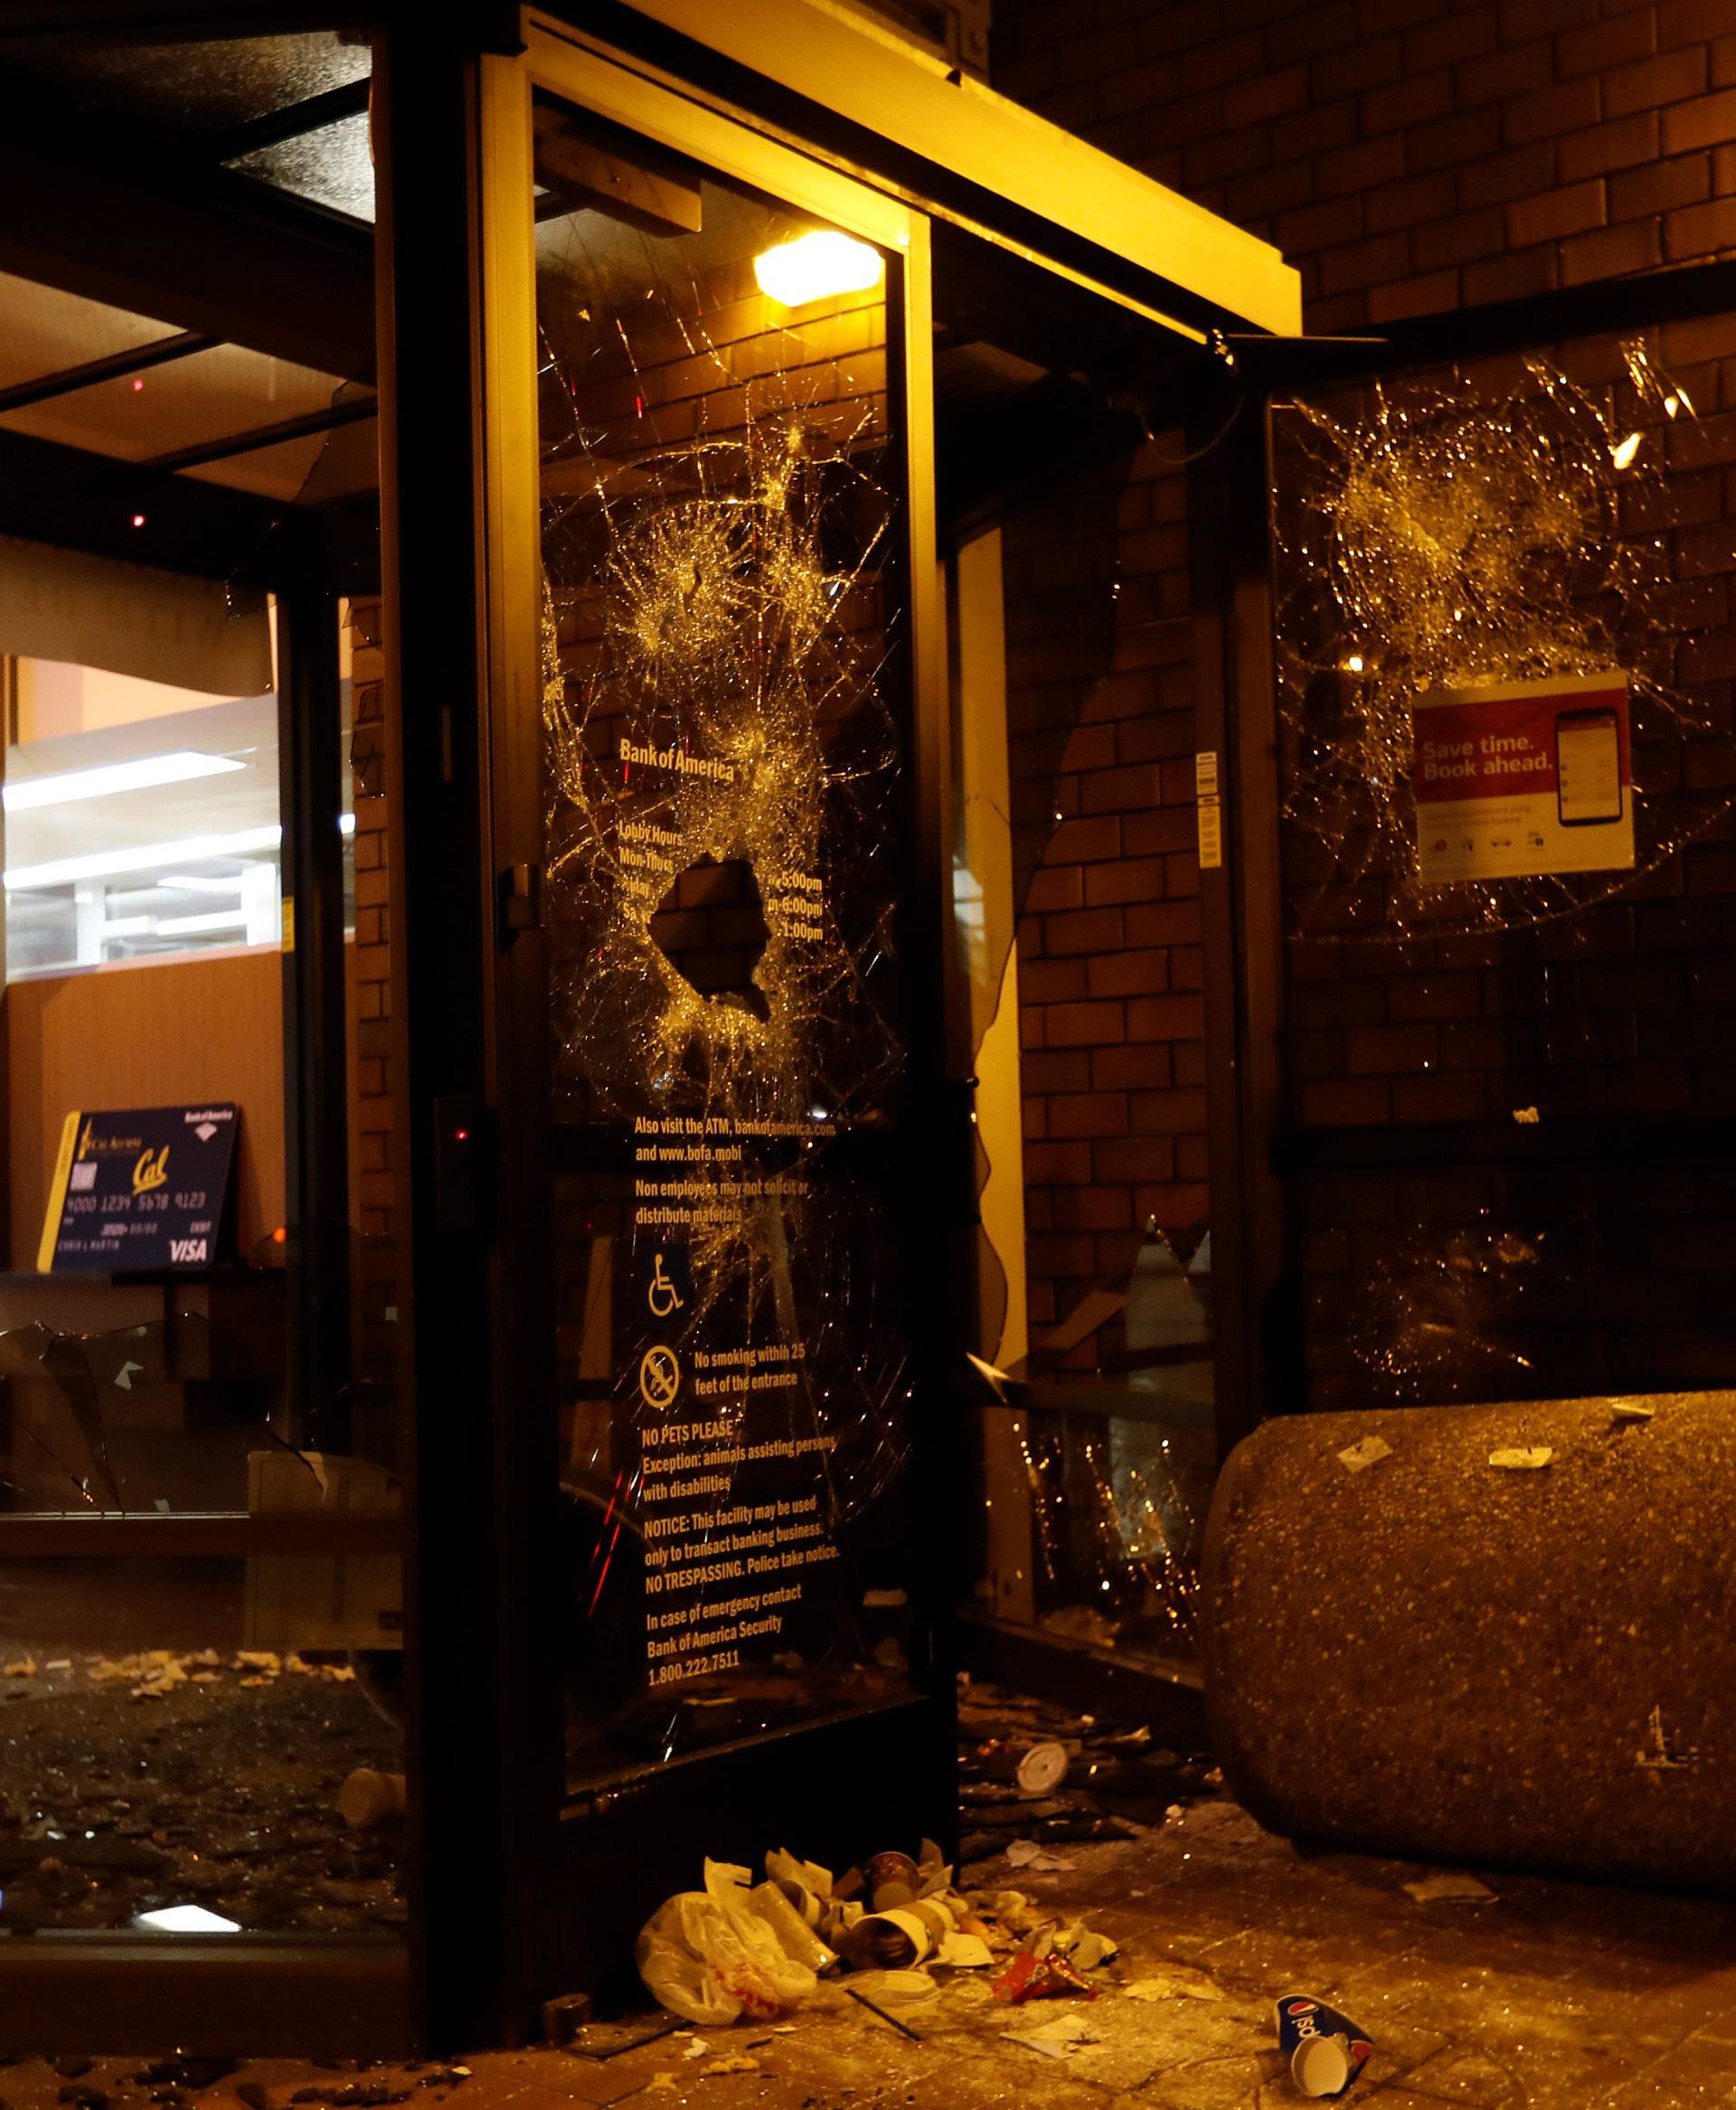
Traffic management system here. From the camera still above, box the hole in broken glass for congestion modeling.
[648,853,771,1022]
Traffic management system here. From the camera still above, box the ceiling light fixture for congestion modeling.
[4,750,245,814]
[753,231,883,307]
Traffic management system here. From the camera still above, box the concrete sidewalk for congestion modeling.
[10,1785,1736,2109]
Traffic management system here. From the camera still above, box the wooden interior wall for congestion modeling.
[6,948,285,1266]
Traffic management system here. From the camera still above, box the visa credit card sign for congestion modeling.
[1413,670,1635,885]
[39,1105,240,1274]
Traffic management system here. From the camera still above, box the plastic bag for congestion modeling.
[637,1860,819,2025]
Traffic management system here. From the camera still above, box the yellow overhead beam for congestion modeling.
[579,0,1302,337]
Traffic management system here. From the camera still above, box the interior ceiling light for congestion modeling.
[753,231,883,307]
[7,814,354,892]
[4,751,245,813]
[156,872,247,894]
[133,1904,241,1935]
[155,907,251,937]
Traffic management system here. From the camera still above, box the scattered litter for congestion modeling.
[637,1859,819,2024]
[42,1659,71,1672]
[1637,1703,1698,1773]
[1053,1921,1118,1970]
[936,1931,994,1968]
[681,2038,710,2060]
[845,1983,925,2042]
[992,1939,1098,2004]
[4,1657,35,1678]
[1123,1966,1224,2002]
[1512,1107,1539,1124]
[1403,1872,1495,1905]
[642,2076,677,2095]
[1003,2011,1099,2059]
[977,1739,1070,1795]
[699,2053,759,2075]
[1336,1436,1392,1474]
[1276,1994,1373,2098]
[538,1991,593,2047]
[1610,1401,1656,1425]
[1488,1447,1552,1470]
[1005,1839,1074,1872]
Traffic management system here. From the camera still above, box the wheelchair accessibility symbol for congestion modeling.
[638,1345,682,1412]
[646,1249,684,1319]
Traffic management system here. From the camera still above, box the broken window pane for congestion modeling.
[534,98,919,1784]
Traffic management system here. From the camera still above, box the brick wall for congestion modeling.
[995,0,1736,331]
[346,596,399,1398]
[1006,448,1206,1360]
[995,0,1736,1406]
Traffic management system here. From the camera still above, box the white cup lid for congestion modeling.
[1292,2033,1354,2096]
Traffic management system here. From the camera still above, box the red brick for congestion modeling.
[1045,999,1127,1048]
[1411,206,1505,269]
[1665,197,1736,259]
[1043,906,1126,955]
[1407,106,1504,174]
[1084,857,1167,908]
[1715,33,1736,88]
[1269,97,1361,161]
[1099,1137,1175,1183]
[1126,901,1202,947]
[1023,1049,1091,1095]
[1664,89,1736,153]
[1024,1141,1093,1185]
[1051,1185,1134,1231]
[1046,816,1121,864]
[1122,807,1199,855]
[1561,217,1662,282]
[1222,64,1308,128]
[1301,1079,1392,1126]
[1455,37,1552,108]
[1364,168,1456,233]
[1606,44,1709,118]
[1024,864,1084,914]
[1130,1088,1208,1134]
[1558,10,1657,80]
[1462,243,1561,304]
[1316,134,1407,200]
[1392,1073,1489,1122]
[1659,0,1731,46]
[1367,268,1460,321]
[1505,179,1606,247]
[1609,152,1712,221]
[1020,958,1089,1004]
[1127,993,1205,1041]
[1047,1093,1129,1138]
[1269,0,1358,66]
[1319,231,1411,294]
[1503,79,1601,148]
[1080,764,1162,814]
[1092,1044,1174,1091]
[1175,33,1256,98]
[1089,948,1170,998]
[1449,151,1545,221]
[1346,1023,1439,1073]
[1274,194,1367,254]
[1312,34,1405,99]
[1557,110,1660,182]
[1406,5,1501,71]
[1362,66,1455,137]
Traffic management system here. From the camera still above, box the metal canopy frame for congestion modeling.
[530,0,1301,344]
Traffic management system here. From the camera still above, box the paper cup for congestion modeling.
[1292,2032,1354,2097]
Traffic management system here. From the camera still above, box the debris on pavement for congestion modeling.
[1002,2011,1101,2059]
[1005,1839,1074,1871]
[1403,1871,1496,1905]
[1487,1446,1552,1469]
[1276,1994,1373,2098]
[1336,1436,1392,1474]
[1123,1964,1225,2002]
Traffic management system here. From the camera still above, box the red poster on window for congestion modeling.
[1412,671,1634,884]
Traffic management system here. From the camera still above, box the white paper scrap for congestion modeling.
[1488,1447,1552,1469]
[1403,1872,1496,1905]
[1003,2012,1099,2059]
[1338,1436,1393,1473]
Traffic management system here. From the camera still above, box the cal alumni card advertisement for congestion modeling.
[39,1104,240,1273]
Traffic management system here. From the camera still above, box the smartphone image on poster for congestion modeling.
[1555,706,1623,825]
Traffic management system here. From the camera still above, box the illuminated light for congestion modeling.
[753,231,883,307]
[6,824,281,890]
[5,750,244,813]
[158,873,244,894]
[134,1905,241,1934]
[155,908,250,937]
[130,513,146,528]
[1665,394,1679,418]
[1343,655,1364,673]
[1610,431,1642,469]
[131,377,146,393]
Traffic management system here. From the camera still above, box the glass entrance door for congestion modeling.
[477,30,949,2004]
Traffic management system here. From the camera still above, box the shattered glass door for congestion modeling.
[533,97,920,1784]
